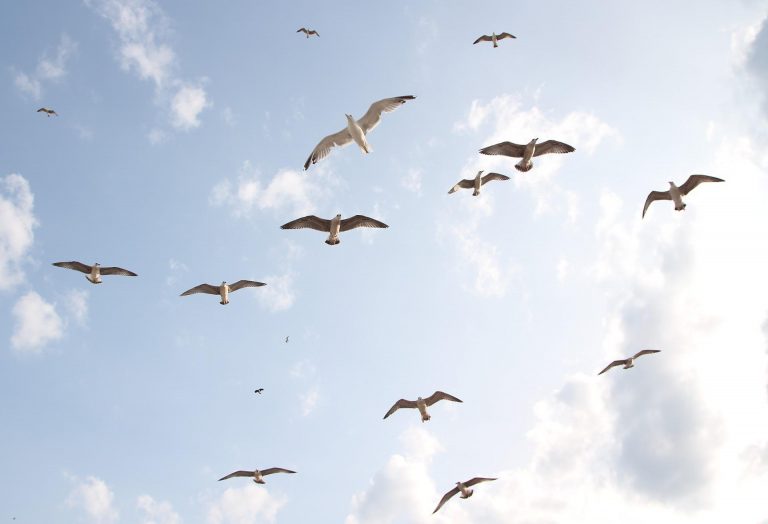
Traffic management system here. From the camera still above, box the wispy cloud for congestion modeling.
[13,34,77,99]
[137,494,182,524]
[0,174,37,290]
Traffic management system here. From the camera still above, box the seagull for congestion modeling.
[303,96,416,170]
[479,138,575,172]
[180,280,266,305]
[449,170,510,196]
[281,214,388,245]
[383,391,462,422]
[473,32,516,47]
[598,349,661,375]
[218,467,296,484]
[254,388,264,394]
[296,27,319,38]
[433,477,497,514]
[285,336,289,343]
[52,261,137,284]
[37,107,58,117]
[642,175,724,218]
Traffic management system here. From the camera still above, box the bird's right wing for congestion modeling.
[52,261,92,274]
[425,391,463,406]
[356,96,416,134]
[99,266,138,276]
[465,477,498,487]
[280,215,332,231]
[642,191,671,218]
[260,467,296,476]
[633,349,661,359]
[180,284,220,296]
[297,27,308,33]
[229,280,267,292]
[218,470,253,481]
[480,172,511,185]
[473,35,493,44]
[448,179,475,193]
[340,215,389,231]
[479,141,526,158]
[383,399,418,419]
[303,128,353,170]
[433,487,460,514]
[497,32,516,40]
[678,174,725,195]
[598,360,626,375]
[532,140,576,156]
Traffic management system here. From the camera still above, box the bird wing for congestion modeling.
[473,35,493,44]
[424,391,463,406]
[532,140,576,156]
[218,470,253,481]
[433,487,460,514]
[480,172,510,185]
[52,261,92,274]
[633,349,661,359]
[228,280,267,292]
[339,215,389,231]
[280,215,332,231]
[356,96,416,134]
[448,179,475,193]
[642,190,671,218]
[383,399,418,419]
[598,360,627,375]
[297,27,308,33]
[98,266,137,276]
[303,128,353,170]
[37,108,48,113]
[678,174,725,195]
[260,467,297,476]
[479,141,526,158]
[309,30,319,36]
[465,477,498,487]
[180,284,220,296]
[497,32,516,40]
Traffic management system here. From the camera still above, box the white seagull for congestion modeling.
[479,138,575,172]
[433,477,497,514]
[473,32,516,47]
[180,280,266,305]
[37,107,58,117]
[218,467,296,484]
[449,170,510,196]
[296,27,319,38]
[642,175,724,218]
[303,96,416,170]
[383,391,462,422]
[281,214,388,245]
[598,349,661,375]
[52,261,137,284]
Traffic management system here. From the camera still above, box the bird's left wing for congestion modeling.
[480,172,510,185]
[479,141,526,158]
[52,261,92,274]
[532,140,576,156]
[180,284,220,296]
[260,467,296,476]
[425,391,463,406]
[339,215,389,231]
[229,280,267,292]
[433,487,460,514]
[497,32,516,40]
[642,190,671,218]
[633,349,661,359]
[465,477,498,487]
[356,96,416,134]
[448,179,475,193]
[304,128,353,170]
[99,266,137,276]
[473,35,493,44]
[297,27,308,33]
[678,174,725,195]
[383,399,418,419]
[280,215,332,231]
[218,470,252,481]
[598,360,626,375]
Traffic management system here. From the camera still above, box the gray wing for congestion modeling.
[229,280,267,292]
[303,128,353,170]
[598,360,627,375]
[465,477,497,487]
[497,32,516,40]
[383,399,418,419]
[339,215,389,231]
[180,283,220,296]
[642,190,671,218]
[633,349,661,359]
[260,467,296,476]
[424,391,463,407]
[98,266,137,276]
[479,141,526,158]
[308,30,319,36]
[433,487,460,514]
[532,140,575,156]
[480,172,510,185]
[448,179,475,194]
[678,174,725,195]
[218,470,253,481]
[52,261,92,274]
[473,35,493,44]
[297,27,308,33]
[281,215,332,231]
[356,96,416,134]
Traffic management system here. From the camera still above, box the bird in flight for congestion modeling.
[52,261,137,284]
[433,477,497,514]
[281,214,388,245]
[285,336,289,343]
[303,96,416,170]
[480,138,575,172]
[449,171,510,196]
[642,175,724,218]
[473,32,515,47]
[296,27,319,38]
[254,388,264,394]
[218,467,296,484]
[383,391,462,422]
[37,107,58,117]
[598,349,661,375]
[180,280,266,305]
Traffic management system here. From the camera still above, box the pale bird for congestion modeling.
[449,170,510,196]
[433,477,497,514]
[281,214,388,245]
[296,27,319,38]
[218,467,296,484]
[180,280,266,305]
[479,138,575,172]
[37,107,58,117]
[383,391,462,422]
[52,261,137,284]
[642,175,724,218]
[473,32,516,47]
[598,349,661,375]
[303,96,416,170]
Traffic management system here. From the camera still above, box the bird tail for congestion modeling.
[325,238,341,245]
[515,161,532,172]
[472,190,480,196]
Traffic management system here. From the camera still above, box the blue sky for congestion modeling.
[2,1,768,523]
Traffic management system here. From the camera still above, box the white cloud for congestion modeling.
[401,168,423,195]
[66,476,118,524]
[148,128,167,145]
[207,485,286,524]
[290,359,316,379]
[299,387,319,416]
[10,291,63,354]
[257,272,296,312]
[65,289,89,326]
[166,258,189,287]
[13,34,76,99]
[137,494,182,524]
[0,174,37,290]
[14,72,41,99]
[171,84,209,130]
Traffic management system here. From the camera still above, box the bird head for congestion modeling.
[668,181,675,187]
[532,138,539,143]
[336,213,342,219]
[94,263,100,267]
[221,281,227,286]
[345,114,354,122]
[477,170,484,176]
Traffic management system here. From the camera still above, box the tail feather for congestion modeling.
[515,161,533,172]
[325,238,341,245]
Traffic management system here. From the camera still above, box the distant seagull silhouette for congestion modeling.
[37,107,57,117]
[303,96,416,170]
[52,261,137,284]
[480,138,575,172]
[383,391,462,422]
[297,27,319,38]
[598,349,661,375]
[285,336,289,343]
[281,214,388,245]
[218,467,296,484]
[433,477,497,514]
[473,32,515,47]
[180,280,266,305]
[254,388,264,394]
[642,175,724,218]
[449,170,509,196]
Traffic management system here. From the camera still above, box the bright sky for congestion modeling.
[2,1,768,523]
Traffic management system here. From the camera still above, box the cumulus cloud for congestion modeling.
[10,291,63,354]
[137,495,182,524]
[0,174,37,290]
[13,34,76,99]
[66,476,119,523]
[171,84,209,130]
[207,485,286,524]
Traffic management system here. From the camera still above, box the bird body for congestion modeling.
[346,115,370,153]
[52,261,137,283]
[479,138,575,172]
[383,391,462,422]
[180,280,266,304]
[448,171,510,196]
[280,214,388,245]
[598,349,661,375]
[642,175,724,218]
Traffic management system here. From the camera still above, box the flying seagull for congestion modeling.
[303,96,416,170]
[473,32,516,47]
[218,467,296,484]
[296,27,319,37]
[254,388,264,394]
[383,391,462,422]
[598,349,661,375]
[37,107,58,117]
[449,170,509,196]
[281,214,388,245]
[479,138,575,172]
[642,175,724,218]
[52,261,137,284]
[433,477,497,514]
[180,280,266,305]
[285,336,289,343]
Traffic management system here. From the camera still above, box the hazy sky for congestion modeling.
[2,1,768,523]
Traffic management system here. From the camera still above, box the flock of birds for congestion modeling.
[30,25,729,518]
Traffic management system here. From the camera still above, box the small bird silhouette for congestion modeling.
[254,388,264,394]
[285,336,289,343]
